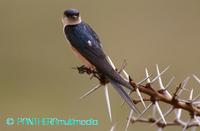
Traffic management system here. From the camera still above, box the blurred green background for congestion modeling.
[0,0,200,131]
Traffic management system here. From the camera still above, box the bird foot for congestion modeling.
[72,65,94,74]
[72,65,108,85]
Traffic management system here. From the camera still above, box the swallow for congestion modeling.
[62,9,139,113]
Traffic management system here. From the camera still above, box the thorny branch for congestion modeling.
[73,64,200,131]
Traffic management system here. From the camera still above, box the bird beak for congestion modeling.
[62,15,66,20]
[61,16,66,25]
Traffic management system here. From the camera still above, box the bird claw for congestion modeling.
[72,65,108,85]
[72,65,94,74]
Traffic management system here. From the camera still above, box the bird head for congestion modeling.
[62,9,82,26]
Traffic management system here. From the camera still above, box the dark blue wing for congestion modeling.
[64,22,132,90]
[84,22,101,44]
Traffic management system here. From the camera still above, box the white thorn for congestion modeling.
[152,104,157,119]
[156,64,172,98]
[182,119,191,131]
[152,107,174,126]
[196,118,200,124]
[155,102,166,124]
[107,56,130,82]
[164,76,175,90]
[123,70,130,81]
[178,99,190,103]
[182,76,190,90]
[176,119,186,126]
[137,74,153,85]
[151,66,170,83]
[192,94,200,102]
[157,128,163,131]
[79,84,101,99]
[191,127,196,131]
[145,68,151,83]
[136,88,146,108]
[104,84,112,122]
[177,76,190,96]
[125,110,134,131]
[193,74,200,85]
[175,109,182,120]
[136,103,153,120]
[107,56,116,69]
[117,60,127,74]
[194,115,200,123]
[156,64,165,89]
[189,89,194,101]
[110,123,117,131]
[193,101,200,105]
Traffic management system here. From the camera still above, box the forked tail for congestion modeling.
[108,78,140,114]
